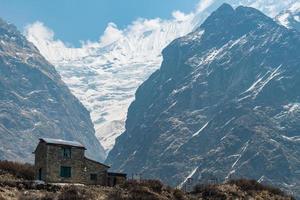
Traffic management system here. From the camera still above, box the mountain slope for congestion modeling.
[0,18,105,162]
[25,0,299,154]
[107,4,300,197]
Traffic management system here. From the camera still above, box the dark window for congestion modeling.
[62,147,71,158]
[60,166,71,178]
[90,174,97,181]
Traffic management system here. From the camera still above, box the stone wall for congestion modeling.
[34,142,109,185]
[34,142,47,181]
[45,144,86,183]
[84,158,108,185]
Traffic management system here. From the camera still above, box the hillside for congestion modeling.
[0,18,105,162]
[107,3,300,197]
[0,162,294,200]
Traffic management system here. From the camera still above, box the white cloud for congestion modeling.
[197,0,215,12]
[99,23,123,47]
[172,10,194,22]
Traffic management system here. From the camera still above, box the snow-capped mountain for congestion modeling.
[276,2,300,31]
[25,0,299,154]
[25,17,198,153]
[0,18,105,162]
[107,3,300,197]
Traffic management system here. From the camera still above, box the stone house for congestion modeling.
[33,138,126,185]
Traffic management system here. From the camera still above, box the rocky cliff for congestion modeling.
[107,4,300,197]
[0,18,105,162]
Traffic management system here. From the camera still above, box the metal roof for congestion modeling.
[40,138,86,149]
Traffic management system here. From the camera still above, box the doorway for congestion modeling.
[38,168,42,180]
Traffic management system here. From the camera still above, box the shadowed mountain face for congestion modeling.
[0,19,105,162]
[107,4,300,197]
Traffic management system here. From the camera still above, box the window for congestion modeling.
[62,147,71,158]
[60,166,71,178]
[90,174,97,181]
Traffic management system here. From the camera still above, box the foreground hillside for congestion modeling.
[107,3,300,197]
[0,18,105,162]
[0,161,294,200]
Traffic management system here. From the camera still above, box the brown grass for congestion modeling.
[0,160,34,180]
[121,179,164,194]
[192,184,226,200]
[58,185,95,200]
[228,179,287,196]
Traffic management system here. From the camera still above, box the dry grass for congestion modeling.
[58,185,95,200]
[0,160,34,180]
[228,179,288,197]
[0,165,295,200]
[192,184,227,200]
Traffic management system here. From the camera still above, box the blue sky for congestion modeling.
[0,0,199,46]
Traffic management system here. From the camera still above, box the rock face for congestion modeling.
[25,1,299,154]
[107,4,300,197]
[0,18,105,162]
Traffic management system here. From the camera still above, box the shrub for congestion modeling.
[18,192,39,200]
[0,160,34,180]
[58,185,93,200]
[228,179,286,196]
[18,192,55,200]
[129,186,160,200]
[141,180,164,193]
[173,188,186,200]
[108,189,124,200]
[121,179,164,193]
[120,180,165,200]
[192,184,226,200]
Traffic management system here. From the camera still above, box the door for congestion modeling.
[38,168,42,180]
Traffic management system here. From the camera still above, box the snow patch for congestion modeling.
[179,167,198,188]
[192,122,209,137]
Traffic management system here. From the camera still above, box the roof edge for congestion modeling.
[84,157,110,168]
[39,138,87,150]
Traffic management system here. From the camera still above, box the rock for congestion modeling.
[107,4,300,198]
[0,18,105,162]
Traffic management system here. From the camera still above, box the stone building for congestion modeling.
[33,138,126,185]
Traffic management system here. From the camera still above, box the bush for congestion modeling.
[58,185,93,200]
[121,179,164,194]
[108,189,124,200]
[173,188,186,200]
[228,179,286,196]
[192,184,226,200]
[18,192,55,200]
[0,160,34,180]
[141,180,164,193]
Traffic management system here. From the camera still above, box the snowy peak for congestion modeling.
[276,2,300,31]
[201,4,274,37]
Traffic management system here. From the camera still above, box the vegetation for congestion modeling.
[227,179,287,196]
[192,179,295,200]
[0,161,295,200]
[0,160,34,180]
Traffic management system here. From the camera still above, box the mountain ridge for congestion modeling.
[0,17,106,162]
[107,4,300,197]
